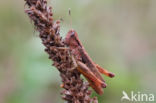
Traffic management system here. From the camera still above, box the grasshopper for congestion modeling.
[64,29,115,95]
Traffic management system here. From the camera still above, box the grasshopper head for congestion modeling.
[65,29,79,48]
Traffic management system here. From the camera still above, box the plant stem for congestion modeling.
[24,0,97,102]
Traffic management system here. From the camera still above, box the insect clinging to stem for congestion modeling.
[62,9,115,95]
[64,29,115,95]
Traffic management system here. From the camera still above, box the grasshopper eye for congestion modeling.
[70,31,75,37]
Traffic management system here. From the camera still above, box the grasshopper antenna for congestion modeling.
[68,8,73,29]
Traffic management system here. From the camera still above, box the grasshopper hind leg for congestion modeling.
[77,61,107,95]
[96,64,115,78]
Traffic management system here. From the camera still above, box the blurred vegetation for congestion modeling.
[0,0,156,103]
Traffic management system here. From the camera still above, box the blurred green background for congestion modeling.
[0,0,156,103]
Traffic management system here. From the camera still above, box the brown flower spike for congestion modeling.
[24,0,98,103]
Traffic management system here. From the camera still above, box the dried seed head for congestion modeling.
[24,0,98,102]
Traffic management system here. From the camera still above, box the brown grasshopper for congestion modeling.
[64,29,115,95]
